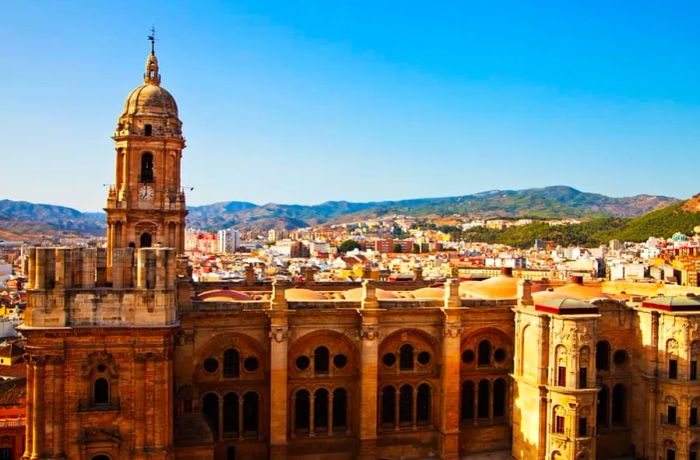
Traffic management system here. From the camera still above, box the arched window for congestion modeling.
[381,386,396,427]
[140,232,152,248]
[596,341,610,371]
[314,389,329,433]
[691,342,699,381]
[202,393,220,439]
[416,384,431,425]
[667,339,679,379]
[477,380,489,419]
[597,385,609,428]
[461,381,474,421]
[94,378,109,405]
[478,340,491,366]
[579,346,590,388]
[493,378,506,418]
[91,456,111,460]
[243,392,259,436]
[332,388,348,432]
[400,344,414,370]
[399,385,413,425]
[140,152,154,183]
[223,349,240,378]
[612,384,626,426]
[223,393,239,436]
[314,346,329,374]
[294,390,310,432]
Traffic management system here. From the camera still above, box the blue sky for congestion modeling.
[1,1,699,211]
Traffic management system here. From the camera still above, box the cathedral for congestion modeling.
[18,43,700,460]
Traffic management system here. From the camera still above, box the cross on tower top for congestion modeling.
[147,26,156,54]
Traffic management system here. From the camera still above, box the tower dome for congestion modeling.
[114,38,182,138]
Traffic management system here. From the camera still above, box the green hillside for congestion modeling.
[458,200,700,248]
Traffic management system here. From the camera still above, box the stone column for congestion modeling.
[268,280,289,459]
[358,280,381,459]
[31,357,45,457]
[438,279,462,459]
[328,391,334,435]
[154,355,166,450]
[53,357,65,457]
[134,354,147,452]
[238,397,244,439]
[309,393,316,437]
[22,361,34,459]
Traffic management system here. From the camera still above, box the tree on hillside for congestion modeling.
[338,239,361,253]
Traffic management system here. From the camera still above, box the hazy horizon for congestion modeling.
[0,184,687,214]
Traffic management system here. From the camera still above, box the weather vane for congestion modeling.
[147,25,156,54]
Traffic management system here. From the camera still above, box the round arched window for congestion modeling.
[461,350,475,364]
[296,356,310,370]
[244,357,259,372]
[203,358,218,373]
[333,354,348,369]
[494,348,507,362]
[417,351,431,365]
[382,353,396,367]
[613,350,628,366]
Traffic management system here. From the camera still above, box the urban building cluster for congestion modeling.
[2,44,700,460]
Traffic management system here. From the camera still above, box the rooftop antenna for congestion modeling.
[147,25,156,54]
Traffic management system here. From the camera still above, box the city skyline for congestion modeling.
[2,1,700,211]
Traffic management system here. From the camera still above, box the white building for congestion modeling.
[217,228,240,254]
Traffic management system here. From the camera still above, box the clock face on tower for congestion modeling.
[139,185,154,200]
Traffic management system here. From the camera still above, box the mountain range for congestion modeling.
[0,186,680,238]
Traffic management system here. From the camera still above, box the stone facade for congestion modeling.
[18,45,700,460]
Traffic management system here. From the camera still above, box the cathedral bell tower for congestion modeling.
[106,34,187,267]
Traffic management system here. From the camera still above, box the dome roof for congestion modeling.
[343,287,399,301]
[197,289,253,302]
[460,275,518,299]
[285,288,327,301]
[411,287,445,300]
[120,48,178,119]
[122,83,178,118]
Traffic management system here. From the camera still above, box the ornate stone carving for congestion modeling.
[269,326,289,343]
[358,325,380,341]
[81,351,119,379]
[175,330,194,346]
[443,323,462,338]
